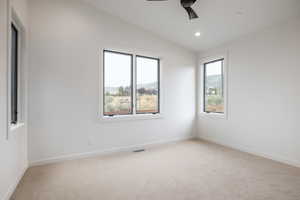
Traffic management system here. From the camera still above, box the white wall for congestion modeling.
[197,17,300,167]
[28,0,196,164]
[0,0,28,199]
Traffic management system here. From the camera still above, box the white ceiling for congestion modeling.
[84,0,300,52]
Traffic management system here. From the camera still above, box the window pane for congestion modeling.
[11,24,18,124]
[104,51,132,116]
[204,59,224,113]
[136,56,159,114]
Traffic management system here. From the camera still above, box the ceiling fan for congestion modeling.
[147,0,199,20]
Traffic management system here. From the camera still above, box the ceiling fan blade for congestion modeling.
[184,7,198,20]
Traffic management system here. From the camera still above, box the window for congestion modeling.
[203,59,224,114]
[11,23,18,124]
[136,56,159,114]
[103,50,133,116]
[102,50,160,118]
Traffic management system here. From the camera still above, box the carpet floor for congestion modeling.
[11,140,300,200]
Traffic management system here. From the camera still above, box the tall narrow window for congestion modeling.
[103,50,133,116]
[136,56,159,114]
[204,59,224,113]
[11,23,18,124]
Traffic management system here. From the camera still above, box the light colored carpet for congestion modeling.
[11,139,300,200]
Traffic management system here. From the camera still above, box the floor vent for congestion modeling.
[133,149,145,153]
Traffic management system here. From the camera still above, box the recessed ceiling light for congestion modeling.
[195,32,201,37]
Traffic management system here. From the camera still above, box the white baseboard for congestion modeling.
[2,166,27,200]
[198,135,300,168]
[30,135,194,167]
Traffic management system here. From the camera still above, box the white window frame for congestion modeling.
[99,48,163,122]
[8,9,26,132]
[198,53,228,119]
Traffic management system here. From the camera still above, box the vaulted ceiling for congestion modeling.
[84,0,300,51]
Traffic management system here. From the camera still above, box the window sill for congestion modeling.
[100,113,163,123]
[10,122,25,132]
[199,112,227,119]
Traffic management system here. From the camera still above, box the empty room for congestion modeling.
[1,0,300,199]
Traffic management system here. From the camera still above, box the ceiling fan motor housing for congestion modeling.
[181,0,197,8]
[147,0,198,20]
